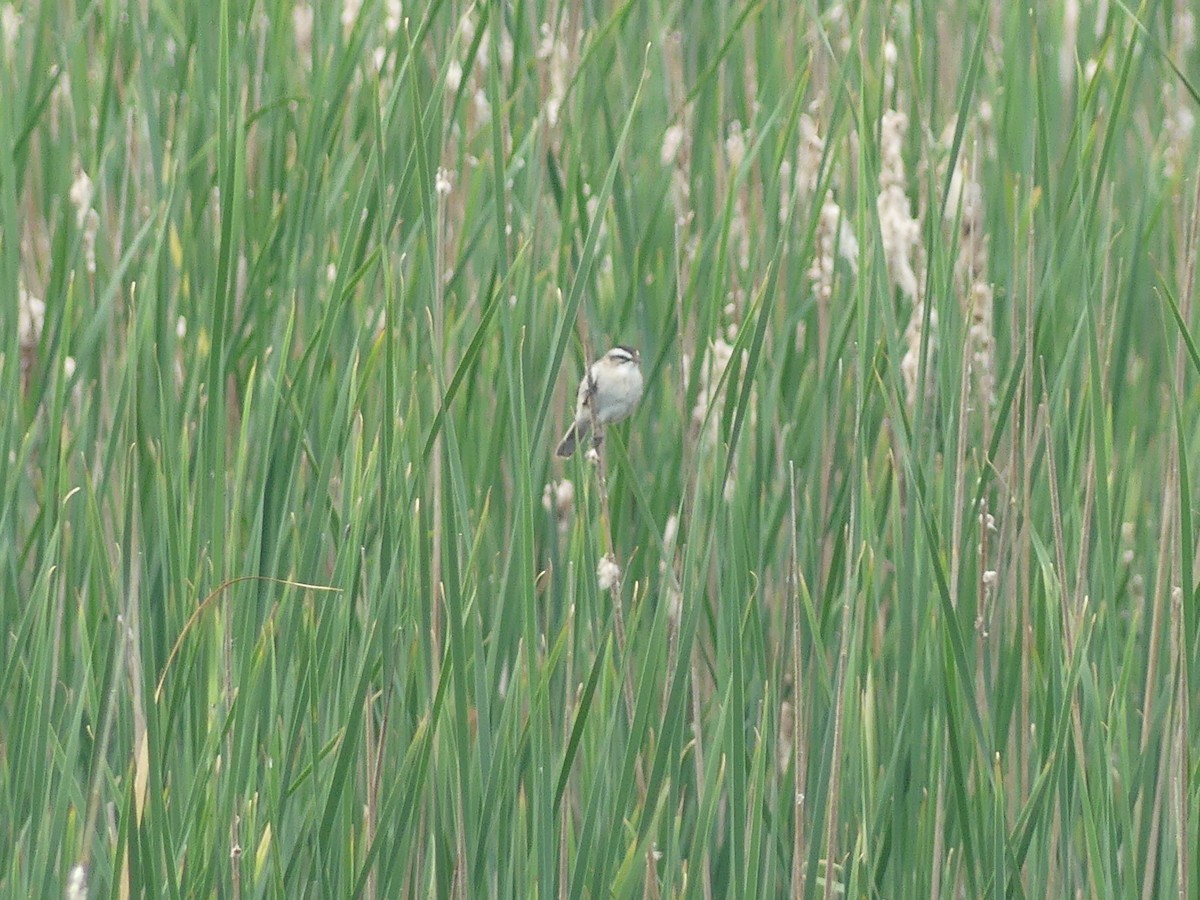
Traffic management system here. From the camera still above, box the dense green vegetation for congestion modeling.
[3,0,1199,896]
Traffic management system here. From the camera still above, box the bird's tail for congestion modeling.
[555,420,590,458]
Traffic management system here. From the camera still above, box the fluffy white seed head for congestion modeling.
[597,554,620,591]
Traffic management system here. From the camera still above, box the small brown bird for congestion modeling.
[555,346,644,458]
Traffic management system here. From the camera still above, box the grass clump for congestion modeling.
[2,1,1199,896]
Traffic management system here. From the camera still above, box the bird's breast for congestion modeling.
[595,368,644,424]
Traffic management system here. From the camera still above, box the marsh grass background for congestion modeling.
[3,0,1200,896]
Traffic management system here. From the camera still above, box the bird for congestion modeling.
[555,345,644,458]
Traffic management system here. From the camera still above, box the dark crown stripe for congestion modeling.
[611,345,638,362]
